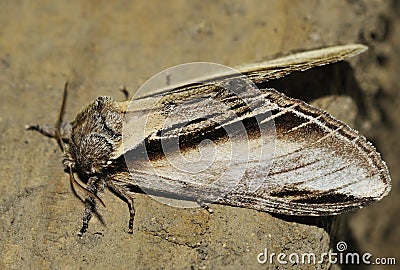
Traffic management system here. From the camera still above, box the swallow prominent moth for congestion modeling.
[27,44,391,235]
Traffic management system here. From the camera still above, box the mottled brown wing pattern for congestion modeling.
[115,86,390,215]
[218,90,390,215]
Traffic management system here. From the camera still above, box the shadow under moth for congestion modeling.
[27,44,391,236]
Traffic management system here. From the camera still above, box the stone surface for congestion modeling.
[0,1,398,269]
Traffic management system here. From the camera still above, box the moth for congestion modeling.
[27,44,391,236]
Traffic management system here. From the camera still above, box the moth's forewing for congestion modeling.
[117,87,390,215]
[115,44,390,215]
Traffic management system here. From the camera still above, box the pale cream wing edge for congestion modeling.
[113,44,367,159]
[132,43,367,99]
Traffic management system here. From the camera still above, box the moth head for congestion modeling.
[70,133,114,178]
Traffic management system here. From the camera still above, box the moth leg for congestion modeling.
[197,199,214,213]
[78,196,96,237]
[26,122,71,141]
[78,177,102,237]
[107,181,135,234]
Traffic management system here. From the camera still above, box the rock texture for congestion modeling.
[0,1,398,269]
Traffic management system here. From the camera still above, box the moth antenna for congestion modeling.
[69,167,107,208]
[55,82,69,153]
[120,86,130,100]
[69,172,85,204]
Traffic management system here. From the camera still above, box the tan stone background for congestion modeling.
[0,1,398,269]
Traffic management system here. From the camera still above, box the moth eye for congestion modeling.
[62,158,75,168]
